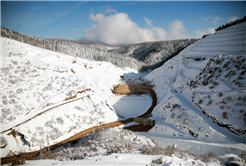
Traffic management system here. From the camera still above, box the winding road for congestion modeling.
[1,86,157,165]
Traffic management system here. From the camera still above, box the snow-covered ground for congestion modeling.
[24,127,221,166]
[1,22,246,166]
[107,94,152,118]
[24,153,218,166]
[144,22,246,164]
[0,37,143,157]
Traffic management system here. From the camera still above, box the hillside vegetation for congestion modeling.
[1,21,246,166]
[144,22,246,160]
[109,39,198,71]
[1,27,197,71]
[0,37,124,157]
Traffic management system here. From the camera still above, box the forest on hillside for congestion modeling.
[1,26,197,71]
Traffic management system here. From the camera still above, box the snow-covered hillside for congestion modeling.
[1,27,143,70]
[144,22,246,160]
[1,26,197,71]
[1,36,220,166]
[21,127,221,166]
[49,38,119,51]
[109,39,198,71]
[0,37,134,157]
[1,22,246,166]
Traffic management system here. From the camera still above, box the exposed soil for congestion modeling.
[113,84,150,95]
[1,156,17,165]
[124,124,153,132]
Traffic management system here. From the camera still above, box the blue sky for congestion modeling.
[1,1,246,45]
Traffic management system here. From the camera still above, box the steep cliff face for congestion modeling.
[1,26,198,71]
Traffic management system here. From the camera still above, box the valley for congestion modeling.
[1,21,246,166]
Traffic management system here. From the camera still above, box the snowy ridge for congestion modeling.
[1,26,198,71]
[144,22,246,157]
[182,24,245,58]
[109,39,198,71]
[49,38,119,51]
[1,27,143,70]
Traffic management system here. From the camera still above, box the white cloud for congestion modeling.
[100,5,118,14]
[227,16,240,23]
[84,13,154,45]
[211,16,223,24]
[83,13,193,45]
[201,17,208,22]
[169,20,189,39]
[195,28,215,38]
[89,13,106,21]
[144,17,152,27]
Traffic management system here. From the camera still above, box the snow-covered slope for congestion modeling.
[144,22,246,157]
[1,27,143,70]
[1,27,197,72]
[24,153,218,166]
[1,22,246,165]
[0,37,130,156]
[109,39,198,71]
[23,127,221,166]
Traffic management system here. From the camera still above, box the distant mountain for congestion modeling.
[49,37,120,51]
[109,39,198,71]
[1,26,198,71]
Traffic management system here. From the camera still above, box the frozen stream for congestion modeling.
[107,94,152,118]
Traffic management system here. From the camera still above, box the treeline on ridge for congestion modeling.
[1,26,197,72]
[215,16,246,32]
